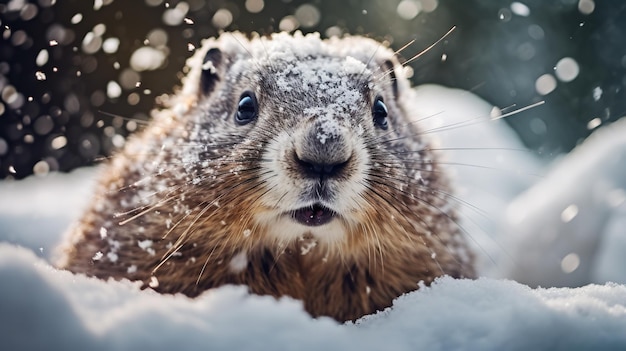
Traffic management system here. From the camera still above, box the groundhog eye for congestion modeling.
[372,96,388,130]
[235,91,258,125]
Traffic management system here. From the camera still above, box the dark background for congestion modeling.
[1,0,624,179]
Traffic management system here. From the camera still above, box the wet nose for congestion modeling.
[294,125,352,179]
[294,154,349,179]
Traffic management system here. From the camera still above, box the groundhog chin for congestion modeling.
[252,203,351,245]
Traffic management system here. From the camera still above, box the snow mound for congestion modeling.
[0,167,98,261]
[2,245,625,351]
[499,117,626,287]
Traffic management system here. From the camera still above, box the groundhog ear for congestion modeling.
[381,59,399,98]
[200,48,222,95]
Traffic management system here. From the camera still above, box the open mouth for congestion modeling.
[292,203,336,226]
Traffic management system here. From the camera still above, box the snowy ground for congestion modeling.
[1,85,625,350]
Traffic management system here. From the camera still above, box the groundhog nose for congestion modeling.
[293,123,353,179]
[294,152,350,179]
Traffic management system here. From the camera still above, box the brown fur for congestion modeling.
[57,32,475,322]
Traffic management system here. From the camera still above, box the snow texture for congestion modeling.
[499,116,626,287]
[1,85,625,350]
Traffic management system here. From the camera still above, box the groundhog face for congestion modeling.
[189,33,431,248]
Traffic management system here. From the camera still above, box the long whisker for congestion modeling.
[394,38,417,56]
[381,26,456,81]
[419,100,546,135]
[97,110,151,125]
[490,100,545,121]
[402,26,456,67]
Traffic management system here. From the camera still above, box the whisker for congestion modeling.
[196,253,213,285]
[117,193,178,225]
[490,100,545,121]
[419,100,545,135]
[97,110,151,125]
[435,161,544,178]
[384,26,456,77]
[394,38,417,56]
[362,179,455,273]
[366,171,491,269]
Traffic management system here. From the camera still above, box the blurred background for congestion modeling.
[0,0,624,179]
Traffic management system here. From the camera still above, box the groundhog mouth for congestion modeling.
[292,203,336,226]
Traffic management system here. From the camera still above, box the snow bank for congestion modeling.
[1,85,625,350]
[499,117,626,287]
[0,167,99,261]
[2,245,625,351]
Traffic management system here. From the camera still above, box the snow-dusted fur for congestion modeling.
[57,32,474,322]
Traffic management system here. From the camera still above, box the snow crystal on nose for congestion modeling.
[307,112,342,145]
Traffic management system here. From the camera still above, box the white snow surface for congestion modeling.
[499,116,626,287]
[1,85,626,350]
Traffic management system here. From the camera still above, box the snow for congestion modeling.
[0,166,98,261]
[498,116,626,287]
[1,85,626,350]
[555,57,580,82]
[0,245,624,350]
[228,251,249,273]
[129,46,167,72]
